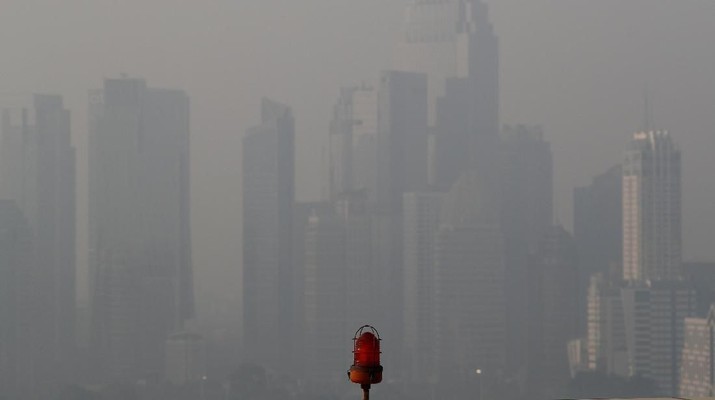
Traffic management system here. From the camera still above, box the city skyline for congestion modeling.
[1,0,715,399]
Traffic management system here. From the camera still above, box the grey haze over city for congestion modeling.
[2,0,715,399]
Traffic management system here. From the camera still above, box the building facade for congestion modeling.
[0,95,76,394]
[0,200,36,399]
[621,281,695,395]
[433,171,505,389]
[622,131,681,282]
[402,191,444,382]
[242,99,295,371]
[679,313,714,398]
[89,78,193,382]
[574,165,622,332]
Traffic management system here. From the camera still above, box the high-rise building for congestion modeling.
[528,225,579,398]
[395,0,499,186]
[0,200,36,399]
[89,78,193,382]
[683,262,715,317]
[586,271,628,376]
[679,311,715,398]
[574,165,622,332]
[376,70,429,212]
[402,191,444,382]
[395,0,498,127]
[328,85,378,200]
[335,191,379,335]
[433,170,504,388]
[621,281,695,395]
[242,98,295,371]
[165,332,206,385]
[372,70,429,363]
[1,95,76,393]
[302,206,347,385]
[498,124,553,379]
[623,131,681,282]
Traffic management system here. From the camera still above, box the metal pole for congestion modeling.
[362,384,370,400]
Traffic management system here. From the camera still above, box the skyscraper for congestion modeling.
[433,170,505,387]
[402,191,444,382]
[302,206,347,385]
[679,308,715,398]
[623,131,681,282]
[395,0,498,127]
[528,225,579,398]
[586,271,628,376]
[574,165,622,331]
[376,70,429,212]
[395,0,499,185]
[1,95,76,393]
[498,124,553,379]
[89,77,193,382]
[328,85,378,200]
[373,71,429,362]
[242,98,295,371]
[0,200,35,399]
[621,281,695,395]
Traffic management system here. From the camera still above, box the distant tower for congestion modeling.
[0,200,35,399]
[328,85,378,201]
[242,99,295,371]
[574,165,622,332]
[395,0,499,187]
[528,226,579,398]
[89,78,193,382]
[1,95,76,394]
[622,131,681,282]
[402,191,444,381]
[433,171,505,386]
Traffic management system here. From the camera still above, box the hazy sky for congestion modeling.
[1,0,715,306]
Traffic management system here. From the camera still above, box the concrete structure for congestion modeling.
[402,191,444,382]
[433,170,504,386]
[165,332,206,385]
[395,0,498,127]
[0,201,36,399]
[498,125,553,378]
[574,165,622,332]
[376,70,429,212]
[529,225,579,398]
[623,131,681,282]
[328,85,378,201]
[395,0,499,188]
[242,99,295,371]
[1,95,76,393]
[586,271,628,376]
[302,207,347,385]
[621,281,695,395]
[89,78,193,382]
[679,311,715,398]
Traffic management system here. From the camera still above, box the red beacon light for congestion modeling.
[348,325,383,400]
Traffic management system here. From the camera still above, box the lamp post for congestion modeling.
[475,369,483,400]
